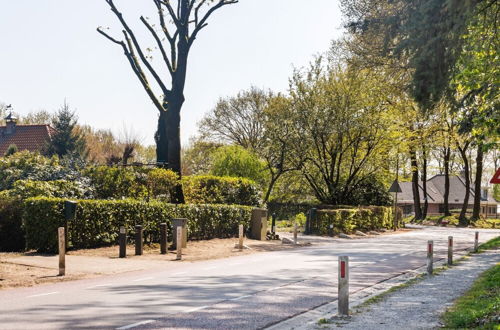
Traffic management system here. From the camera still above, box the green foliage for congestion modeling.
[182,175,260,206]
[0,197,24,251]
[5,180,87,199]
[315,206,396,234]
[146,168,178,200]
[44,102,87,159]
[23,197,253,253]
[84,166,149,199]
[4,144,18,157]
[294,212,307,227]
[441,264,500,329]
[210,145,267,185]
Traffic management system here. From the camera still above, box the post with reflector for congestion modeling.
[119,226,127,258]
[474,232,479,252]
[427,240,433,275]
[160,223,167,254]
[238,224,244,250]
[176,226,183,260]
[338,256,349,316]
[448,236,453,266]
[58,227,65,276]
[294,222,298,245]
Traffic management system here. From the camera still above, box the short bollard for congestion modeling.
[176,227,182,260]
[474,231,479,252]
[271,213,277,236]
[160,223,167,255]
[119,226,127,258]
[58,227,65,276]
[294,222,298,245]
[338,256,349,316]
[448,236,453,266]
[238,224,244,250]
[135,225,143,256]
[427,240,433,275]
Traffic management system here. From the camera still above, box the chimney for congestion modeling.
[4,108,17,135]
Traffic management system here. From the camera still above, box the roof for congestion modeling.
[0,124,55,155]
[397,174,497,205]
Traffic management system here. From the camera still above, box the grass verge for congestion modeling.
[441,263,500,329]
[476,236,500,252]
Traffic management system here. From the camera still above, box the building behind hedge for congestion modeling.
[397,175,498,218]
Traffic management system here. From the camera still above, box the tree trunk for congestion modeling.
[410,148,423,220]
[422,146,428,219]
[443,146,451,216]
[472,143,484,221]
[458,144,470,226]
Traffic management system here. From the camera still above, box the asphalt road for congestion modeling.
[0,226,498,330]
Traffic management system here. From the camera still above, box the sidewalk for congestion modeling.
[269,248,499,330]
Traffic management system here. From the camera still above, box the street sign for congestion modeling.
[388,180,402,193]
[490,168,500,184]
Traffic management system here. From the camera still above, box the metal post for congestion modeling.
[160,223,167,255]
[427,240,433,275]
[176,226,182,260]
[338,256,349,316]
[58,227,65,276]
[271,213,277,237]
[238,224,244,250]
[474,231,479,252]
[135,225,143,256]
[448,236,453,266]
[294,222,298,245]
[119,226,127,258]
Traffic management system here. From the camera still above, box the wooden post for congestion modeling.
[448,236,453,266]
[427,240,433,275]
[238,224,244,250]
[135,225,143,256]
[338,256,349,316]
[176,226,182,260]
[58,227,65,276]
[160,223,167,255]
[474,231,479,252]
[119,226,126,258]
[294,222,298,245]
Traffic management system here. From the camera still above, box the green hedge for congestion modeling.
[4,180,88,199]
[23,197,253,253]
[0,197,25,251]
[183,175,260,206]
[313,206,401,235]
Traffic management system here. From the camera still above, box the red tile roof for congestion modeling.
[0,124,55,155]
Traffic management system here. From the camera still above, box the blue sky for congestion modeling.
[0,0,342,146]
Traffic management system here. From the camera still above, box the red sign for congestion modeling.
[340,261,346,278]
[491,168,500,184]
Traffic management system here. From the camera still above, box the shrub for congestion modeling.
[210,145,267,185]
[23,197,253,253]
[146,168,178,201]
[315,206,396,235]
[84,166,148,199]
[0,197,24,251]
[4,180,88,199]
[183,175,261,206]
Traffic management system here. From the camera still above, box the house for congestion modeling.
[397,174,498,218]
[0,112,55,156]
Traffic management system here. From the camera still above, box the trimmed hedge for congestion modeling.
[23,197,252,253]
[312,206,402,235]
[0,197,25,251]
[183,175,260,206]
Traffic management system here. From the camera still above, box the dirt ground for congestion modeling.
[0,228,412,291]
[0,237,307,290]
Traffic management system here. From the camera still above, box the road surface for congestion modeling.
[0,226,497,329]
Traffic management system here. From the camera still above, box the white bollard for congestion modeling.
[58,227,65,276]
[338,256,349,316]
[238,224,244,250]
[427,240,433,275]
[294,222,298,245]
[176,227,182,260]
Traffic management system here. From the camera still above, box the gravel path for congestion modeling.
[321,249,499,330]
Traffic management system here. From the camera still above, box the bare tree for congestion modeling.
[98,0,238,202]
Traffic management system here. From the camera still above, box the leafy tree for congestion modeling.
[182,138,222,175]
[98,0,238,203]
[210,145,267,185]
[45,103,87,159]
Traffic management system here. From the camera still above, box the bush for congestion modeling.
[4,180,88,199]
[84,166,149,199]
[210,145,267,185]
[0,197,24,251]
[23,197,253,253]
[146,168,178,201]
[183,175,261,206]
[314,206,397,235]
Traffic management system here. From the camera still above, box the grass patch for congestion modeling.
[441,263,500,329]
[476,236,500,252]
[317,318,331,325]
